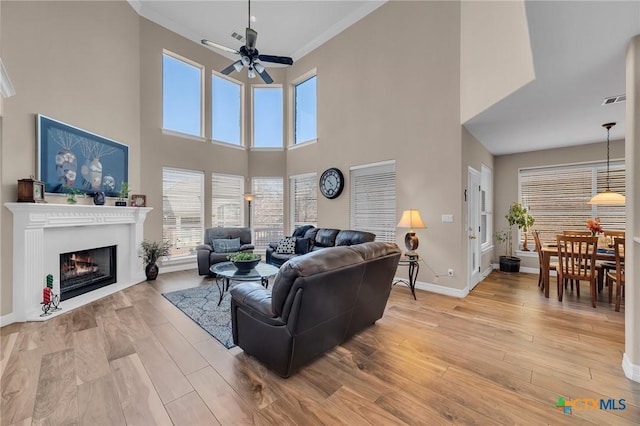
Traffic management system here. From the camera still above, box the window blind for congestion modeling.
[290,173,317,231]
[520,161,625,246]
[252,177,284,251]
[350,162,396,243]
[212,173,244,227]
[162,167,204,259]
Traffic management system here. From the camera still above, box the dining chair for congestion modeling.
[533,230,557,292]
[562,230,592,236]
[601,230,625,290]
[556,235,599,308]
[606,237,625,312]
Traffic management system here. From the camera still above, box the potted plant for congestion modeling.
[140,239,170,280]
[116,181,129,206]
[65,188,82,204]
[494,229,520,272]
[496,202,535,273]
[227,252,261,273]
[506,202,535,252]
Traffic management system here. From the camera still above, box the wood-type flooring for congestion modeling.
[1,269,638,425]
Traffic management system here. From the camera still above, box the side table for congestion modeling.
[393,255,420,300]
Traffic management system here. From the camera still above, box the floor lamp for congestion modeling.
[243,194,255,228]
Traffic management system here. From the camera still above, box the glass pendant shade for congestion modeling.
[588,122,625,206]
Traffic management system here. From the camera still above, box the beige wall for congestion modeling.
[493,139,625,269]
[284,1,466,289]
[461,125,494,274]
[460,0,535,123]
[0,0,141,317]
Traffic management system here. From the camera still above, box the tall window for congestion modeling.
[252,178,284,251]
[480,164,493,249]
[253,86,283,148]
[162,167,204,259]
[520,161,625,246]
[293,75,317,144]
[290,173,317,231]
[162,51,203,137]
[212,74,242,145]
[212,173,244,227]
[350,162,396,243]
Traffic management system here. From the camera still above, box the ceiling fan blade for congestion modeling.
[258,54,293,65]
[221,60,243,75]
[246,28,258,51]
[256,67,273,84]
[201,39,239,54]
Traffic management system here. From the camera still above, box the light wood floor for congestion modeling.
[1,269,639,425]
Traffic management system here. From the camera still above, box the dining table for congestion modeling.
[540,244,617,298]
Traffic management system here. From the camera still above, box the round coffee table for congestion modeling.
[210,261,279,305]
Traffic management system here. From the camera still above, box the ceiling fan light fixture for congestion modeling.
[248,67,256,79]
[588,122,625,206]
[254,62,264,73]
[233,61,243,72]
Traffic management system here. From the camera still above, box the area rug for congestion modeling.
[162,284,236,349]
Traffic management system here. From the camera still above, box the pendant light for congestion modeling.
[588,122,625,205]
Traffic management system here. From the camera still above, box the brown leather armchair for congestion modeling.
[230,241,401,377]
[196,227,254,275]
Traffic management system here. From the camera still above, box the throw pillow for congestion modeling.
[295,237,312,255]
[213,238,241,253]
[275,236,296,254]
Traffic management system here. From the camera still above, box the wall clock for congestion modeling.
[319,167,344,199]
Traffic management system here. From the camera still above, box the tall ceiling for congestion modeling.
[130,1,640,156]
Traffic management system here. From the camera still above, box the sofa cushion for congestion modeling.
[275,237,296,254]
[213,238,241,253]
[295,237,312,255]
[292,225,315,238]
[335,230,376,246]
[314,228,340,248]
[303,227,319,242]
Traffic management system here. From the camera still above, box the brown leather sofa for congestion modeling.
[196,227,254,275]
[230,241,401,377]
[265,225,376,267]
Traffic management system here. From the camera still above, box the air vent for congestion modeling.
[602,94,626,106]
[230,31,244,41]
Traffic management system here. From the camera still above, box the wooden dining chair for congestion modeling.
[601,230,625,290]
[606,237,625,312]
[533,230,556,292]
[556,235,599,308]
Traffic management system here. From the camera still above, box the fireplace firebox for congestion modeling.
[60,245,117,301]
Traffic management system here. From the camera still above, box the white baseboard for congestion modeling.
[159,262,198,274]
[394,276,468,298]
[0,312,16,327]
[490,263,538,275]
[622,353,640,383]
[481,267,493,279]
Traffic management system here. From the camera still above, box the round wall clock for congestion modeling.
[319,167,344,199]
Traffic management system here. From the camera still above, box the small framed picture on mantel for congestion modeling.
[131,194,146,207]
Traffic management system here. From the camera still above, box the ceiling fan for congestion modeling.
[201,0,293,84]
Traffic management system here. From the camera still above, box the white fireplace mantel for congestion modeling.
[5,203,152,322]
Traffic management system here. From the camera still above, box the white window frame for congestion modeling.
[211,71,245,147]
[289,172,318,232]
[480,164,493,251]
[162,167,205,261]
[350,160,396,243]
[289,69,317,147]
[211,173,245,228]
[162,49,204,139]
[251,177,284,251]
[252,84,284,150]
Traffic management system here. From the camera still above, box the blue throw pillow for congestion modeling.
[213,238,241,253]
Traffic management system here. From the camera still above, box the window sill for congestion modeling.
[514,250,537,258]
[160,254,196,266]
[481,244,494,254]
[162,128,206,142]
[250,147,284,152]
[288,139,317,150]
[210,140,245,150]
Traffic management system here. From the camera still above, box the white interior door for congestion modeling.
[468,167,481,290]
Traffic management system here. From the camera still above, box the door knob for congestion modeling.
[469,235,477,240]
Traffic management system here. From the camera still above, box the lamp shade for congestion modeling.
[243,193,255,202]
[397,210,427,231]
[588,189,625,205]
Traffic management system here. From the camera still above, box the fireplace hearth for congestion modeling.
[60,245,117,301]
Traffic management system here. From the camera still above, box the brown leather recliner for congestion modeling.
[230,241,401,377]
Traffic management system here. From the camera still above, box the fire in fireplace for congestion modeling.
[59,245,117,301]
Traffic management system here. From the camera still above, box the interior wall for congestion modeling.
[461,125,494,274]
[284,1,466,289]
[493,139,626,269]
[460,0,535,123]
[0,0,141,318]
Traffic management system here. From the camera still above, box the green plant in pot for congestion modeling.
[65,188,82,204]
[227,252,261,273]
[498,202,535,273]
[140,239,170,280]
[116,181,129,206]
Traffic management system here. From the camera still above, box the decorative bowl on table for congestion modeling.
[229,254,261,273]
